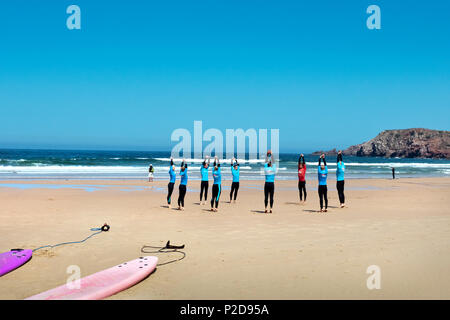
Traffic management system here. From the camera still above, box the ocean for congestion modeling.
[0,149,449,181]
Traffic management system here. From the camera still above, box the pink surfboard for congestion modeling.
[26,256,158,300]
[0,249,33,277]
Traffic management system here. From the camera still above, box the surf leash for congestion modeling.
[32,223,110,253]
[140,241,186,266]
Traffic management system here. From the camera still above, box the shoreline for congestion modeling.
[1,175,450,183]
[0,177,448,194]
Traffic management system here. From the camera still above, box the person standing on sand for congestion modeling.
[298,154,307,203]
[167,157,176,208]
[264,151,276,213]
[318,154,328,212]
[177,159,188,211]
[210,157,222,212]
[148,164,154,182]
[336,151,346,208]
[229,157,240,203]
[200,156,210,205]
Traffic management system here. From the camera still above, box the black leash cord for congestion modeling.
[140,245,186,266]
[32,224,110,253]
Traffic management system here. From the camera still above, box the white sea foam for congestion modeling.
[0,165,146,174]
[1,159,27,163]
[303,161,450,168]
[0,158,448,180]
[154,157,266,164]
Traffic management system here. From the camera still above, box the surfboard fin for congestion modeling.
[165,241,185,249]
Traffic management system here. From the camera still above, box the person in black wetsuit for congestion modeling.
[200,156,210,205]
[298,154,307,203]
[392,167,395,179]
[336,151,346,208]
[317,154,328,212]
[210,157,222,212]
[167,157,176,208]
[177,159,188,211]
[264,151,276,213]
[229,158,240,203]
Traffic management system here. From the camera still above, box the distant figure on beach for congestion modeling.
[264,151,276,213]
[210,157,221,212]
[177,159,188,211]
[230,157,240,203]
[318,154,328,212]
[148,164,154,182]
[298,154,307,204]
[336,151,346,208]
[200,156,210,205]
[167,157,176,208]
[392,167,396,179]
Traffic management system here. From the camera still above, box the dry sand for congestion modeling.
[1,177,449,300]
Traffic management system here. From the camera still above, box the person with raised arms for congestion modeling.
[298,153,307,204]
[264,150,276,213]
[167,157,176,208]
[200,156,210,205]
[229,157,240,203]
[177,159,188,211]
[210,156,222,212]
[336,150,346,208]
[318,154,328,212]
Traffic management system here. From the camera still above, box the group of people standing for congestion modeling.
[166,156,240,212]
[313,152,346,212]
[166,158,188,210]
[264,150,346,213]
[162,150,346,213]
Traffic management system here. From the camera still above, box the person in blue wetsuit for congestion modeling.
[177,159,188,211]
[264,151,276,213]
[336,151,346,208]
[200,156,210,205]
[318,154,328,212]
[229,157,240,203]
[167,157,176,208]
[210,157,222,212]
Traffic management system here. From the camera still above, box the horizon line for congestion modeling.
[0,146,317,155]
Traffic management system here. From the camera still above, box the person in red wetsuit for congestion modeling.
[298,154,307,203]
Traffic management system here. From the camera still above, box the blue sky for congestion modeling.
[0,0,449,152]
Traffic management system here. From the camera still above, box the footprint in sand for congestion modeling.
[33,249,57,258]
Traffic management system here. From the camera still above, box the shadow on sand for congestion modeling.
[303,209,319,213]
[251,210,270,214]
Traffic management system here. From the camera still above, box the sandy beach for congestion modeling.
[1,177,449,300]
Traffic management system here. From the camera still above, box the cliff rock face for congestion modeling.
[315,129,450,159]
